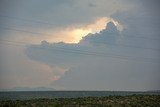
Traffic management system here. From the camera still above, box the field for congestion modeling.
[0,95,160,107]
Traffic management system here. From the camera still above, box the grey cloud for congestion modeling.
[26,20,160,90]
[88,3,96,7]
[0,0,130,32]
[26,22,120,67]
[79,22,119,45]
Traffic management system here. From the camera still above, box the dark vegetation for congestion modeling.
[0,95,160,107]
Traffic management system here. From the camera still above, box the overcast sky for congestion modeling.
[0,0,160,91]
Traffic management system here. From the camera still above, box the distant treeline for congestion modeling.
[0,91,160,100]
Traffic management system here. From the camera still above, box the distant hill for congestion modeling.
[0,87,56,91]
[146,90,160,92]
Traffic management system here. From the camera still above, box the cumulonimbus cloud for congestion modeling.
[26,14,160,90]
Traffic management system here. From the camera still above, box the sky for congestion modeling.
[0,0,160,91]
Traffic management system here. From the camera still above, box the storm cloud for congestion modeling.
[26,20,160,90]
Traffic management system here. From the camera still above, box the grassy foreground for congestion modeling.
[0,95,160,107]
